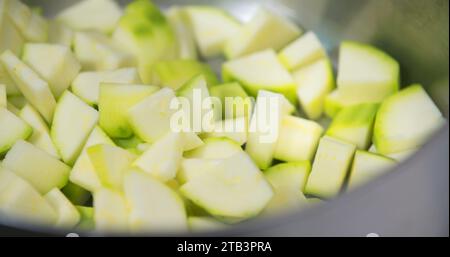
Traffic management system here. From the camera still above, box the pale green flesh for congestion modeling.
[124,170,188,232]
[374,85,444,154]
[184,137,242,159]
[263,162,312,214]
[51,91,98,165]
[0,107,32,154]
[44,188,80,228]
[98,83,158,138]
[347,151,396,190]
[2,140,70,194]
[326,103,379,150]
[305,136,356,199]
[0,168,57,226]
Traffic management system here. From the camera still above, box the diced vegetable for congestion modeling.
[223,49,297,103]
[304,136,356,198]
[0,167,57,225]
[70,126,115,192]
[274,115,323,162]
[99,83,158,138]
[133,132,183,182]
[51,91,98,165]
[210,82,253,120]
[128,88,178,143]
[113,0,177,83]
[0,108,32,154]
[0,50,56,123]
[57,0,122,34]
[2,140,70,194]
[186,6,241,57]
[180,151,273,220]
[44,188,80,228]
[263,162,311,214]
[224,7,301,59]
[326,103,379,150]
[74,31,135,71]
[93,188,128,232]
[71,68,141,106]
[279,31,327,70]
[373,84,445,154]
[19,104,59,157]
[337,41,400,103]
[245,90,294,170]
[22,43,81,98]
[166,7,197,60]
[124,170,188,232]
[293,58,335,119]
[87,144,136,191]
[347,151,396,190]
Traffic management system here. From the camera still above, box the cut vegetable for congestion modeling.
[176,75,215,132]
[0,167,57,225]
[263,162,311,214]
[51,91,98,165]
[245,90,293,170]
[180,151,273,219]
[74,31,135,71]
[0,60,21,96]
[93,188,128,232]
[71,67,141,106]
[44,188,80,228]
[186,6,241,57]
[133,132,183,182]
[7,95,26,109]
[177,158,222,184]
[184,137,242,159]
[293,58,335,119]
[70,126,115,192]
[113,0,177,83]
[2,140,70,194]
[87,144,136,191]
[0,50,56,123]
[47,20,73,47]
[166,7,197,60]
[279,31,327,70]
[224,7,301,59]
[373,84,445,154]
[326,103,379,150]
[99,83,158,138]
[0,0,25,56]
[128,88,178,143]
[347,151,396,190]
[19,104,59,157]
[304,136,356,198]
[6,0,48,43]
[337,41,400,103]
[153,59,218,90]
[124,170,188,232]
[57,0,122,34]
[223,49,297,103]
[22,43,81,98]
[202,116,248,145]
[210,82,253,120]
[188,217,226,231]
[274,115,323,162]
[0,107,32,154]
